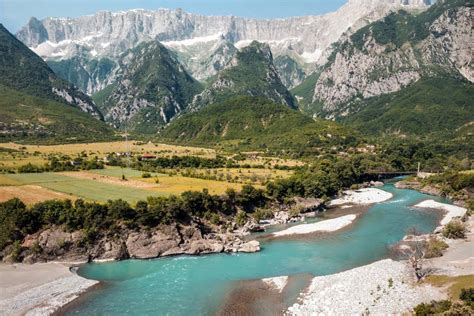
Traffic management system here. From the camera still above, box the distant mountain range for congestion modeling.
[17,0,431,93]
[1,0,472,145]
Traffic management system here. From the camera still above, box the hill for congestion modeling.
[343,76,474,136]
[0,24,102,119]
[161,96,357,154]
[191,42,297,110]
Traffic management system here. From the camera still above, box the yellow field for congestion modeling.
[0,185,76,205]
[0,153,47,168]
[0,141,216,158]
[141,175,245,195]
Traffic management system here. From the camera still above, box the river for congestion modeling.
[66,181,447,315]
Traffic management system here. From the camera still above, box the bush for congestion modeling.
[424,237,448,258]
[414,300,452,315]
[460,288,474,308]
[235,212,247,227]
[442,220,466,239]
[142,172,151,178]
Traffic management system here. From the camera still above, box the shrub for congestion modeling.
[442,220,466,239]
[142,172,151,178]
[9,240,22,262]
[414,300,452,315]
[460,288,474,308]
[424,237,448,258]
[235,212,247,227]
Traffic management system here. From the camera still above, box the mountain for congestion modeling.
[47,57,117,95]
[301,0,473,119]
[96,41,203,134]
[343,76,474,136]
[274,55,307,89]
[0,24,102,119]
[0,24,115,141]
[17,1,432,93]
[161,96,357,153]
[191,42,296,110]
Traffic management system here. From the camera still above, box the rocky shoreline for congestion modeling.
[11,222,261,265]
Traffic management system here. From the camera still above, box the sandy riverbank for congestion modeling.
[271,214,357,237]
[414,199,467,226]
[0,263,98,316]
[287,259,445,315]
[329,188,393,206]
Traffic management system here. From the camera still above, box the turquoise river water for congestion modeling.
[67,182,447,315]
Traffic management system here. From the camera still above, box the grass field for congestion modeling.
[0,172,165,204]
[0,141,216,158]
[0,167,248,204]
[89,167,245,195]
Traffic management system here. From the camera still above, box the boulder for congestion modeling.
[237,240,260,253]
[126,226,181,259]
[183,239,225,255]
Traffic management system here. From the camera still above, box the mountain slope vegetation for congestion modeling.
[161,96,358,154]
[343,76,474,136]
[0,24,102,119]
[191,42,297,110]
[97,41,203,134]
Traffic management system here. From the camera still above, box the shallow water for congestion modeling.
[68,182,447,315]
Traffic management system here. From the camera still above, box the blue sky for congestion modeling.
[1,0,347,33]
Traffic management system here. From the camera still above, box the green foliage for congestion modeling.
[424,237,449,258]
[0,85,116,143]
[194,41,296,110]
[161,96,358,155]
[442,220,466,239]
[414,300,452,316]
[343,77,474,137]
[460,288,474,308]
[291,71,321,114]
[100,41,203,134]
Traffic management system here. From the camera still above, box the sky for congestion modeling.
[1,0,347,33]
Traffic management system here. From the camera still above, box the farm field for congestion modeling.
[0,185,76,205]
[0,167,249,204]
[186,167,293,184]
[0,141,216,158]
[0,172,165,204]
[88,167,245,195]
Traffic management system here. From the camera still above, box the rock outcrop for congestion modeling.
[8,222,261,263]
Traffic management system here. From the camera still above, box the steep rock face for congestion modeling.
[191,42,296,110]
[0,24,103,119]
[309,1,472,118]
[17,1,432,89]
[274,55,307,89]
[165,36,238,81]
[48,57,118,95]
[98,41,203,133]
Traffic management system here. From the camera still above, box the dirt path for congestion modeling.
[58,171,158,189]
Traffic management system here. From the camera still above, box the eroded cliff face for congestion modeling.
[98,41,202,133]
[311,4,472,118]
[16,1,431,91]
